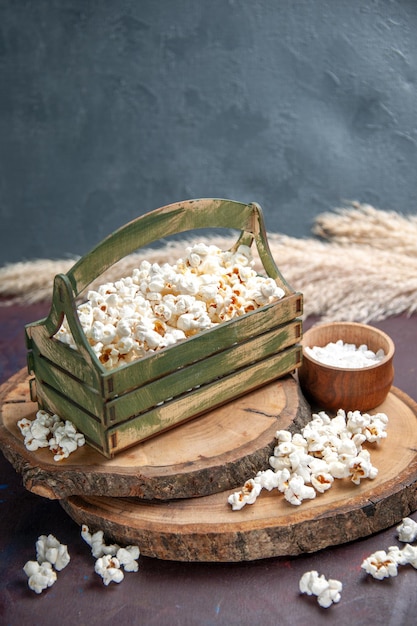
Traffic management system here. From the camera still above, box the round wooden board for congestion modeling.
[0,368,311,500]
[60,388,417,562]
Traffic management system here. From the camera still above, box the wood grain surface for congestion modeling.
[0,369,310,500]
[60,388,417,562]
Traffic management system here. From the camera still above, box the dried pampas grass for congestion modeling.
[313,201,417,257]
[1,203,416,323]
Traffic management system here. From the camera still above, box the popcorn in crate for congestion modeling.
[25,199,303,457]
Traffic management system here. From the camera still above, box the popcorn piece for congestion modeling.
[274,468,292,493]
[311,470,334,493]
[317,578,343,608]
[288,450,312,483]
[362,412,389,444]
[345,410,371,435]
[299,570,328,597]
[348,449,378,485]
[299,570,342,608]
[36,534,70,571]
[16,417,32,435]
[268,453,291,472]
[254,469,282,491]
[254,468,291,494]
[17,416,49,451]
[397,517,417,543]
[337,437,359,463]
[81,525,118,558]
[284,475,316,506]
[386,545,410,566]
[23,560,57,594]
[116,546,140,572]
[94,555,124,586]
[227,478,262,511]
[275,428,296,444]
[326,458,351,480]
[81,524,140,576]
[361,550,399,579]
[291,433,308,450]
[81,524,99,551]
[49,420,86,462]
[397,543,417,568]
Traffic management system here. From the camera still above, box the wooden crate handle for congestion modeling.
[32,199,293,346]
[43,273,101,367]
[65,199,292,296]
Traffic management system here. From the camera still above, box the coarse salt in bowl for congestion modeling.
[298,322,395,412]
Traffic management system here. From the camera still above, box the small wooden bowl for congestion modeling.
[298,322,395,412]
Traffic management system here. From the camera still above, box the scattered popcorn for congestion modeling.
[94,555,124,586]
[310,468,334,493]
[55,243,285,370]
[36,534,70,571]
[227,478,262,511]
[360,516,417,586]
[81,525,119,558]
[17,414,50,451]
[23,560,57,594]
[385,545,410,567]
[81,524,140,584]
[397,543,417,568]
[361,412,388,444]
[361,549,399,579]
[116,546,140,572]
[305,340,385,368]
[228,408,388,509]
[253,468,284,491]
[397,517,417,543]
[17,409,85,460]
[49,420,86,462]
[299,570,343,608]
[284,474,316,506]
[348,449,378,485]
[23,533,70,594]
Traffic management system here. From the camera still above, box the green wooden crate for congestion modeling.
[25,199,303,457]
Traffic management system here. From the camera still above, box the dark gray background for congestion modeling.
[1,0,416,266]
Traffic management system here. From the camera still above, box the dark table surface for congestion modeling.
[1,302,416,626]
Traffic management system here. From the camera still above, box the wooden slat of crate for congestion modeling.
[30,319,301,427]
[105,320,301,425]
[107,344,302,455]
[34,344,301,457]
[29,349,103,418]
[26,292,302,399]
[103,292,302,398]
[26,325,97,388]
